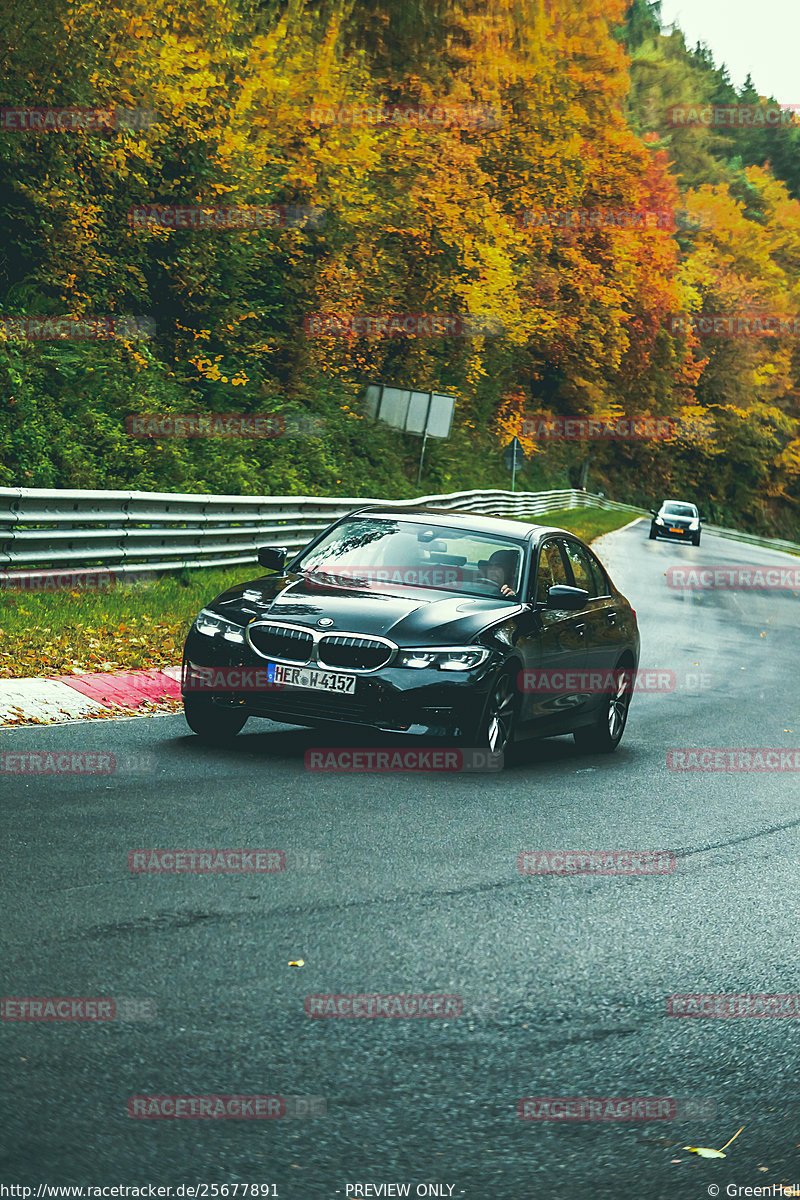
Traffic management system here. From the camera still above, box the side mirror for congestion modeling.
[257,546,287,572]
[543,584,589,611]
[649,509,658,517]
[698,516,706,524]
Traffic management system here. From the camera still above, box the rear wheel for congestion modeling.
[184,694,247,744]
[475,670,518,758]
[573,663,632,754]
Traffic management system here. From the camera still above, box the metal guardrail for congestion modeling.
[0,486,796,574]
[694,524,800,555]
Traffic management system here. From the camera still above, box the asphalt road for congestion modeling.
[2,518,799,1200]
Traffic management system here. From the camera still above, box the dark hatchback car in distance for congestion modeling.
[181,507,640,760]
[649,500,705,545]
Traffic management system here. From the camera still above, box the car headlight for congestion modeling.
[655,516,665,525]
[689,519,699,529]
[395,647,491,671]
[193,608,246,644]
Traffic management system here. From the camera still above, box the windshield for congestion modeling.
[662,503,697,517]
[292,517,526,599]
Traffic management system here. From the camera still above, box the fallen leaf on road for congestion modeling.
[683,1126,744,1159]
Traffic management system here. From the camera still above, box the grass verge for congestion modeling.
[0,564,258,680]
[509,505,642,543]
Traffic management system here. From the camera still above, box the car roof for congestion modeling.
[351,505,554,541]
[660,499,697,507]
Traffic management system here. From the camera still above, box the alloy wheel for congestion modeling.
[484,673,516,754]
[608,667,632,742]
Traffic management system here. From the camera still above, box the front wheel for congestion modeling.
[692,533,701,546]
[184,694,247,744]
[474,670,518,758]
[573,664,632,754]
[648,525,657,540]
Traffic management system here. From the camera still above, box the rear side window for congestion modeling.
[535,539,570,603]
[585,548,611,596]
[563,540,599,597]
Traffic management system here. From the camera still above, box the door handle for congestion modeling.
[606,611,617,624]
[573,623,586,637]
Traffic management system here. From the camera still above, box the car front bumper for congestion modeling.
[653,525,697,540]
[181,632,502,739]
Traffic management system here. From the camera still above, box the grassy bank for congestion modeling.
[0,565,257,679]
[0,507,640,678]
[515,506,641,542]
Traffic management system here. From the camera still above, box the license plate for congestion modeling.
[669,527,683,533]
[265,662,357,694]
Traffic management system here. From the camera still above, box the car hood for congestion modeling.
[212,573,522,644]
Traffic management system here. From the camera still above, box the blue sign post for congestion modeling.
[504,436,526,492]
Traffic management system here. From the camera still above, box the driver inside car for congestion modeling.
[483,549,518,598]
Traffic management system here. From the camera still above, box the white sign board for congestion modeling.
[365,384,455,439]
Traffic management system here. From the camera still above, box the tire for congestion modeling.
[474,670,518,759]
[184,694,247,744]
[648,525,657,539]
[573,662,632,754]
[692,533,700,546]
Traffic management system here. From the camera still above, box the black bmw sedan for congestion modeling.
[181,507,640,759]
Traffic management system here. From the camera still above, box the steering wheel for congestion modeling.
[474,576,502,589]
